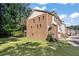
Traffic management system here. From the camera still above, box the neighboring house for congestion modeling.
[70,29,75,36]
[65,27,71,37]
[25,10,62,40]
[65,27,76,37]
[61,23,66,38]
[75,30,79,35]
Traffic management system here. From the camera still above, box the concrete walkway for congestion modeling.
[67,35,79,47]
[68,41,79,47]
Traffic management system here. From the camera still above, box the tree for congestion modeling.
[69,25,79,30]
[0,3,31,36]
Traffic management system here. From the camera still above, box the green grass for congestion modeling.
[0,37,54,56]
[0,37,48,52]
[0,42,55,56]
[54,46,79,56]
[0,37,79,56]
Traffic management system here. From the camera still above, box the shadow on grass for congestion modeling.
[53,46,79,56]
[0,42,55,56]
[0,37,19,44]
[47,41,79,56]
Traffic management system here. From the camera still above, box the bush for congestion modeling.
[46,34,58,42]
[11,31,23,37]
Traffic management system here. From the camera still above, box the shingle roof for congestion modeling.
[33,9,55,15]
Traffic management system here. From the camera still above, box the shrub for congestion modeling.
[11,31,23,37]
[46,34,58,42]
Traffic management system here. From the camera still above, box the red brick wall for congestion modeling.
[26,13,59,40]
[26,13,48,40]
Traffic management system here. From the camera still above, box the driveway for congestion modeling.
[67,35,79,46]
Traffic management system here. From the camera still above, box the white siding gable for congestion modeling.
[28,11,44,20]
[52,16,57,25]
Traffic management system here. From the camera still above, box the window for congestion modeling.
[37,24,38,28]
[40,24,41,28]
[39,17,40,21]
[43,16,44,20]
[31,26,32,28]
[32,33,34,36]
[33,19,35,23]
[58,25,61,32]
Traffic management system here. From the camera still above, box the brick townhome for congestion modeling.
[25,10,62,40]
[65,27,76,36]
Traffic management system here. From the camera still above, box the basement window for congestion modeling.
[32,33,34,36]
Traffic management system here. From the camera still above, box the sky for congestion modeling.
[28,3,79,26]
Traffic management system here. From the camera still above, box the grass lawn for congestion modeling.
[0,37,79,56]
[54,46,79,56]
